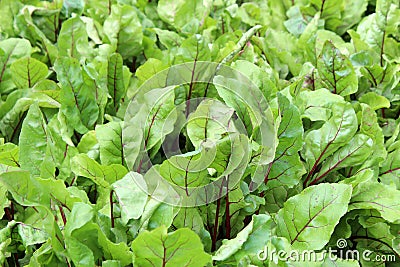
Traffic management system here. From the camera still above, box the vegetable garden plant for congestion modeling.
[0,0,399,266]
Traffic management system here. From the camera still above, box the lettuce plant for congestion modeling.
[0,0,399,266]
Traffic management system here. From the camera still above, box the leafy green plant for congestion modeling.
[0,0,399,266]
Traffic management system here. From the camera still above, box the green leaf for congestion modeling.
[58,16,91,58]
[71,153,128,187]
[40,112,78,180]
[312,134,373,184]
[380,147,400,188]
[0,143,19,167]
[187,99,235,149]
[10,57,48,89]
[335,0,368,35]
[96,121,124,165]
[0,38,32,94]
[157,0,212,32]
[17,223,48,247]
[153,28,184,50]
[19,103,47,176]
[275,183,352,250]
[213,214,273,263]
[317,41,358,96]
[349,181,400,223]
[123,86,177,171]
[359,92,391,110]
[139,198,178,231]
[103,5,143,59]
[65,202,133,266]
[0,221,15,264]
[0,183,7,219]
[261,93,305,189]
[62,0,85,17]
[359,104,387,169]
[0,170,82,209]
[131,226,212,267]
[107,53,125,114]
[0,0,21,37]
[357,0,400,65]
[135,58,168,84]
[77,130,99,159]
[54,57,99,134]
[0,88,60,142]
[112,172,148,224]
[301,89,358,185]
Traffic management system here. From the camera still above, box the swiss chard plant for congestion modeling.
[0,0,399,266]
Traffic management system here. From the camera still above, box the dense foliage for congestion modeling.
[0,0,399,266]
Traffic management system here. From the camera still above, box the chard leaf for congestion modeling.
[0,141,19,167]
[10,57,48,89]
[96,121,124,166]
[275,183,352,250]
[131,226,212,267]
[301,90,358,186]
[261,93,305,189]
[380,148,400,188]
[107,53,125,114]
[157,0,212,32]
[359,92,391,110]
[40,112,78,180]
[71,153,127,187]
[359,104,387,169]
[54,57,99,134]
[112,172,148,224]
[123,86,177,171]
[0,38,32,94]
[103,4,143,59]
[213,214,273,263]
[357,0,400,65]
[0,222,15,264]
[312,134,373,184]
[58,16,91,58]
[0,90,58,143]
[317,41,358,96]
[186,99,235,149]
[0,183,7,219]
[19,103,47,176]
[349,181,400,223]
[65,202,133,266]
